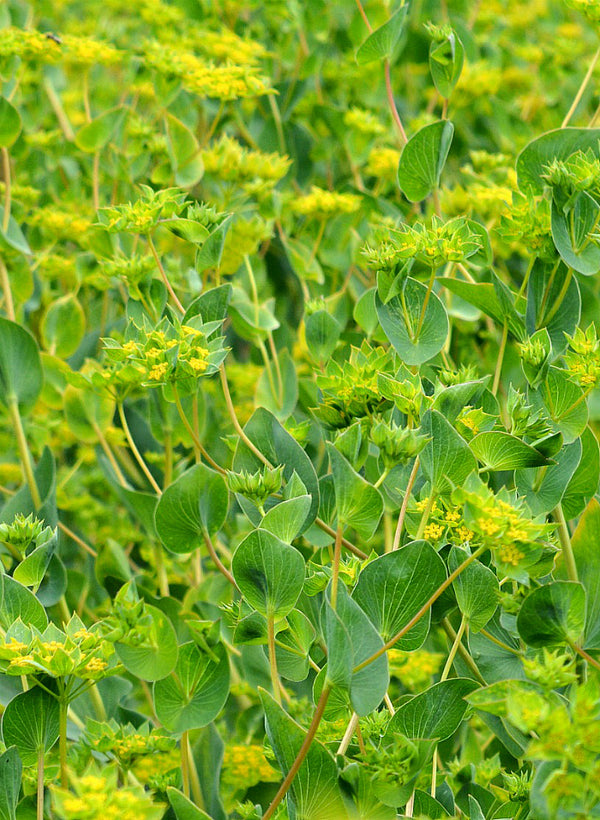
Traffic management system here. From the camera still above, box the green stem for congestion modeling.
[415,493,436,540]
[92,152,100,211]
[118,402,162,494]
[203,532,236,587]
[553,504,578,582]
[0,255,14,321]
[330,525,343,610]
[267,93,286,155]
[267,614,281,704]
[59,697,68,787]
[37,749,44,820]
[262,684,332,820]
[492,321,508,396]
[181,730,190,797]
[562,45,600,127]
[354,546,487,672]
[89,683,107,721]
[93,423,128,487]
[2,148,11,234]
[393,456,420,550]
[172,383,226,474]
[8,397,41,507]
[414,267,436,340]
[148,234,185,314]
[220,364,271,467]
[542,266,573,326]
[441,615,467,680]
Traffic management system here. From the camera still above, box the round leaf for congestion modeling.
[397,120,454,202]
[2,687,59,766]
[517,581,586,647]
[0,318,43,410]
[0,98,21,148]
[41,294,85,358]
[116,604,178,681]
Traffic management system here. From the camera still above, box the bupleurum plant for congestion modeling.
[1,0,600,818]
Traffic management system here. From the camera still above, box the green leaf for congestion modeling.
[155,463,229,554]
[440,277,526,342]
[429,31,464,99]
[449,547,499,632]
[0,747,21,820]
[154,641,230,732]
[562,427,600,520]
[570,499,600,649]
[0,98,21,148]
[275,609,315,682]
[376,278,449,365]
[116,604,178,681]
[356,4,408,64]
[412,790,451,819]
[470,431,552,471]
[526,261,580,355]
[255,348,298,421]
[75,107,126,153]
[352,541,447,647]
[515,438,582,516]
[40,294,85,359]
[551,193,600,275]
[327,444,383,540]
[305,310,341,363]
[0,319,43,410]
[2,687,59,766]
[63,384,114,444]
[232,529,305,618]
[390,678,478,740]
[529,367,588,444]
[260,689,350,820]
[167,787,212,820]
[517,127,600,194]
[260,495,312,543]
[0,207,30,256]
[233,407,319,529]
[323,583,389,715]
[165,113,204,187]
[0,575,47,632]
[397,120,454,202]
[420,410,477,494]
[194,215,233,272]
[14,534,56,590]
[516,581,586,647]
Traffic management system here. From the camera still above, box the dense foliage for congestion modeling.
[1,0,600,818]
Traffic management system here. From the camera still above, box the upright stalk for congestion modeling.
[267,614,281,704]
[37,749,44,820]
[59,697,68,787]
[7,397,41,508]
[553,504,578,582]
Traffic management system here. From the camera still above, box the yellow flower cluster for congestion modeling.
[203,135,291,184]
[175,27,267,65]
[343,107,386,137]
[52,768,164,820]
[366,147,401,179]
[388,648,443,692]
[292,186,362,218]
[28,207,93,241]
[220,216,273,275]
[61,34,122,66]
[416,500,474,546]
[0,27,62,63]
[564,326,600,388]
[221,744,279,795]
[143,42,271,100]
[566,0,600,22]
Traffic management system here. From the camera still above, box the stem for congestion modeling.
[337,712,360,756]
[263,684,331,820]
[154,543,170,597]
[267,93,286,155]
[0,255,15,321]
[37,749,44,820]
[414,267,436,340]
[172,383,226,475]
[203,532,236,587]
[58,522,97,557]
[2,148,11,233]
[94,424,128,487]
[267,614,281,704]
[330,525,343,610]
[492,321,508,396]
[89,683,107,721]
[542,267,573,326]
[354,0,372,31]
[268,331,284,400]
[43,78,75,140]
[220,364,271,467]
[441,615,467,680]
[118,403,162,494]
[354,546,487,672]
[148,234,185,313]
[315,518,367,559]
[59,697,68,787]
[181,730,190,797]
[393,457,420,550]
[92,153,100,211]
[553,503,578,582]
[572,642,600,673]
[8,397,41,507]
[562,45,600,127]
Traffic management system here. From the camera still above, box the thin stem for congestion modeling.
[414,267,436,340]
[0,255,15,321]
[8,398,41,507]
[148,234,185,313]
[118,403,162,494]
[384,63,408,145]
[393,457,420,550]
[267,93,286,155]
[59,698,68,787]
[492,321,508,396]
[553,503,578,582]
[337,712,360,756]
[154,543,170,597]
[315,518,367,559]
[94,424,128,487]
[172,383,226,475]
[37,749,44,820]
[181,730,191,797]
[441,615,467,680]
[562,45,600,127]
[263,684,331,820]
[330,525,343,610]
[542,266,573,326]
[58,522,97,557]
[92,153,100,211]
[354,546,487,672]
[2,148,11,233]
[268,614,281,705]
[268,332,284,400]
[572,642,600,673]
[203,532,236,587]
[479,628,523,656]
[43,78,75,140]
[354,0,372,31]
[220,364,271,467]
